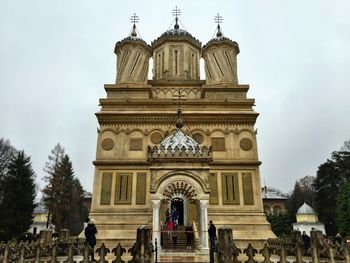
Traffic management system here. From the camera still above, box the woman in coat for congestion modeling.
[84,219,97,261]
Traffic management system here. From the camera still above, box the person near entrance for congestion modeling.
[172,224,179,249]
[185,224,194,250]
[166,217,174,240]
[172,207,179,226]
[208,220,216,249]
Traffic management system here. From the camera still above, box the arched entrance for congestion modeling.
[151,174,210,253]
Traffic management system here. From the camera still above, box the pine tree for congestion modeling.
[0,138,16,205]
[42,144,85,234]
[336,180,350,236]
[0,151,36,239]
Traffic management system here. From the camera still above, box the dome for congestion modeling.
[160,129,199,153]
[202,36,239,53]
[114,35,151,54]
[297,202,316,214]
[151,27,201,50]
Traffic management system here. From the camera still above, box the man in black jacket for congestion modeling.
[208,220,216,249]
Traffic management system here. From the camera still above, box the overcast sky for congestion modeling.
[1,0,349,194]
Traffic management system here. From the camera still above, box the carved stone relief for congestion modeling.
[211,138,225,151]
[240,138,253,151]
[130,138,143,151]
[193,133,204,144]
[150,131,163,144]
[101,138,114,151]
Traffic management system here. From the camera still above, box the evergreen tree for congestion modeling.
[313,141,350,235]
[336,180,350,236]
[266,212,293,237]
[42,144,85,234]
[0,151,36,239]
[0,138,16,205]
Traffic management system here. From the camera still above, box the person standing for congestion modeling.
[172,224,178,249]
[85,219,97,261]
[166,218,174,240]
[208,220,216,249]
[301,231,310,253]
[172,207,179,226]
[185,224,194,250]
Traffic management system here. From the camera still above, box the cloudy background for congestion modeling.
[1,0,349,194]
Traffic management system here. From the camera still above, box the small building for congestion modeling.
[293,202,326,235]
[29,204,53,235]
[262,186,288,214]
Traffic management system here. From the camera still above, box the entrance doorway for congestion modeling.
[171,198,184,225]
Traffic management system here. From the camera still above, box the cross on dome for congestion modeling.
[130,13,139,37]
[214,13,223,37]
[172,6,181,29]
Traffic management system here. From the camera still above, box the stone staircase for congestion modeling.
[161,226,188,249]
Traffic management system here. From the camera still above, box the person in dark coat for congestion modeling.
[85,219,97,261]
[208,220,216,249]
[185,224,194,250]
[302,231,310,252]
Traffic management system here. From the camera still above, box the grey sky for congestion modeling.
[1,0,349,194]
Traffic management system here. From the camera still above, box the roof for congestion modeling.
[33,204,48,214]
[297,202,316,214]
[262,188,288,200]
[151,28,201,50]
[203,36,240,53]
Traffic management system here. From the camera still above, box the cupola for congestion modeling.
[114,14,151,86]
[151,8,201,81]
[202,14,240,85]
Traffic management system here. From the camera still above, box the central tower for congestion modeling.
[90,11,275,251]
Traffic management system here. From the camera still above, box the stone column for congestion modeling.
[152,199,161,249]
[199,199,209,253]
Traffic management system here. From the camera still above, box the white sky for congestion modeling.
[1,0,349,194]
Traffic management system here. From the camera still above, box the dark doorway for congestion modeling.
[171,198,184,225]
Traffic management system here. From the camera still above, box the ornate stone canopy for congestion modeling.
[159,129,199,154]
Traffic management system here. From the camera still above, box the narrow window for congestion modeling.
[213,53,224,76]
[129,53,140,76]
[175,50,178,75]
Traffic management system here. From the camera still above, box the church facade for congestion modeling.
[90,15,275,251]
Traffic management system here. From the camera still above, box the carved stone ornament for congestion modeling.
[130,138,143,151]
[101,138,114,151]
[150,132,163,144]
[193,133,204,144]
[240,138,253,151]
[211,138,225,151]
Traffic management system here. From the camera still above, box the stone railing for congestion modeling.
[147,145,212,162]
[214,227,350,263]
[0,227,154,263]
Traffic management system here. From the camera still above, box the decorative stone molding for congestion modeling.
[101,138,114,151]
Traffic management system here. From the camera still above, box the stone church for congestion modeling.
[89,13,275,252]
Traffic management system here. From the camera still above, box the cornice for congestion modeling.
[95,112,259,125]
[93,159,261,166]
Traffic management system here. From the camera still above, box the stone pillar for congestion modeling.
[199,200,209,253]
[152,199,161,249]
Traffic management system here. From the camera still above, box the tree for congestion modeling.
[0,151,36,239]
[266,212,293,237]
[313,141,350,235]
[284,175,316,231]
[336,180,350,236]
[0,138,16,204]
[42,144,85,235]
